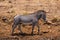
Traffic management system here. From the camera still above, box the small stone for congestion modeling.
[9,1,12,3]
[34,30,37,32]
[48,38,51,40]
[43,31,48,34]
[42,31,49,34]
[49,30,52,33]
[51,18,57,23]
[48,26,51,29]
[2,17,8,22]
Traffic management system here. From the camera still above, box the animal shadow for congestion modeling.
[12,33,42,36]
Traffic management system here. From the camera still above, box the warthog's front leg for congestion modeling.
[36,23,40,35]
[31,22,36,35]
[31,25,34,35]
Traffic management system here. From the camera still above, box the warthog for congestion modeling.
[12,10,48,35]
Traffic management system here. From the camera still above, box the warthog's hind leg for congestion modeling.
[18,24,23,33]
[12,24,17,35]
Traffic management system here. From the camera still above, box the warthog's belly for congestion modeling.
[20,22,32,26]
